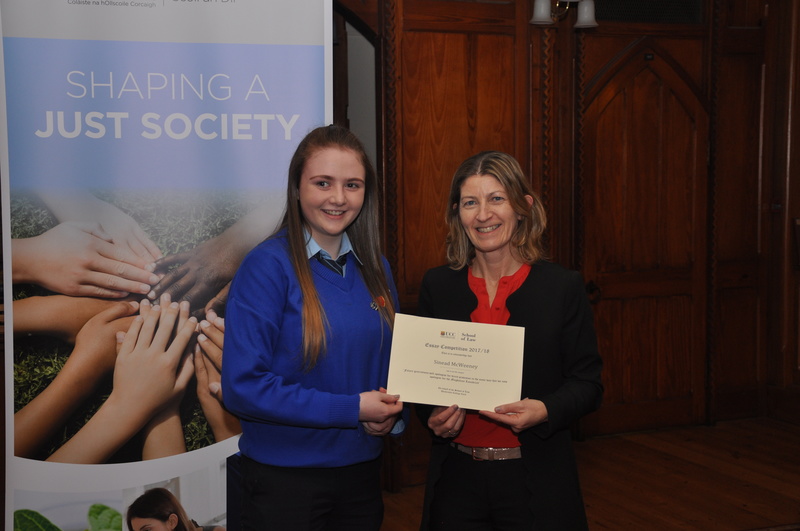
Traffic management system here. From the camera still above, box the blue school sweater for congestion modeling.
[222,231,398,468]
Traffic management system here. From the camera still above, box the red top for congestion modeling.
[452,263,531,449]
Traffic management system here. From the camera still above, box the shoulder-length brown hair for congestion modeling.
[445,150,548,270]
[275,125,396,370]
[126,488,195,531]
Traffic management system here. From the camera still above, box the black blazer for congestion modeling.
[417,261,603,530]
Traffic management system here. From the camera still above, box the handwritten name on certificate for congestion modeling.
[387,314,525,411]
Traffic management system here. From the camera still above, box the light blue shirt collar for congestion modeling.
[304,229,360,264]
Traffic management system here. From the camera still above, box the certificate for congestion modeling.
[387,313,525,411]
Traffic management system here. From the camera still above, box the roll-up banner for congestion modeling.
[1,1,331,529]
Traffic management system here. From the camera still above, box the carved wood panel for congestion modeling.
[579,41,710,435]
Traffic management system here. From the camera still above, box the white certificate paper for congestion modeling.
[387,314,525,411]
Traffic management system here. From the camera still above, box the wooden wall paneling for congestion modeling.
[657,296,694,399]
[579,38,709,435]
[512,0,531,164]
[550,24,579,267]
[763,0,800,422]
[574,32,710,270]
[402,0,515,31]
[396,30,518,308]
[710,0,768,420]
[724,0,764,27]
[715,288,762,409]
[377,0,401,298]
[581,33,708,98]
[790,6,800,395]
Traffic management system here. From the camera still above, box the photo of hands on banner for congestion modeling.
[12,188,280,463]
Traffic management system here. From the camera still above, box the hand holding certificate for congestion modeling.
[386,314,525,411]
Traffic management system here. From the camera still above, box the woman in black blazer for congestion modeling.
[417,151,603,531]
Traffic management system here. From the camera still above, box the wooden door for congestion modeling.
[579,42,709,435]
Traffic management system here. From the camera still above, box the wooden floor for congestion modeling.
[381,417,800,531]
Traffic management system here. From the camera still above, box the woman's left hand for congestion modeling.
[361,417,396,436]
[479,398,548,434]
[360,387,401,435]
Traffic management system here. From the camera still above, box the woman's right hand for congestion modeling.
[358,390,403,423]
[427,404,466,438]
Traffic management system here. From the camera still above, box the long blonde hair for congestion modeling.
[445,151,548,269]
[275,125,395,370]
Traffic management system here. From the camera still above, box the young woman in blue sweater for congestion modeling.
[222,125,403,530]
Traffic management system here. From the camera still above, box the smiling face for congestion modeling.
[458,174,527,258]
[298,146,366,257]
